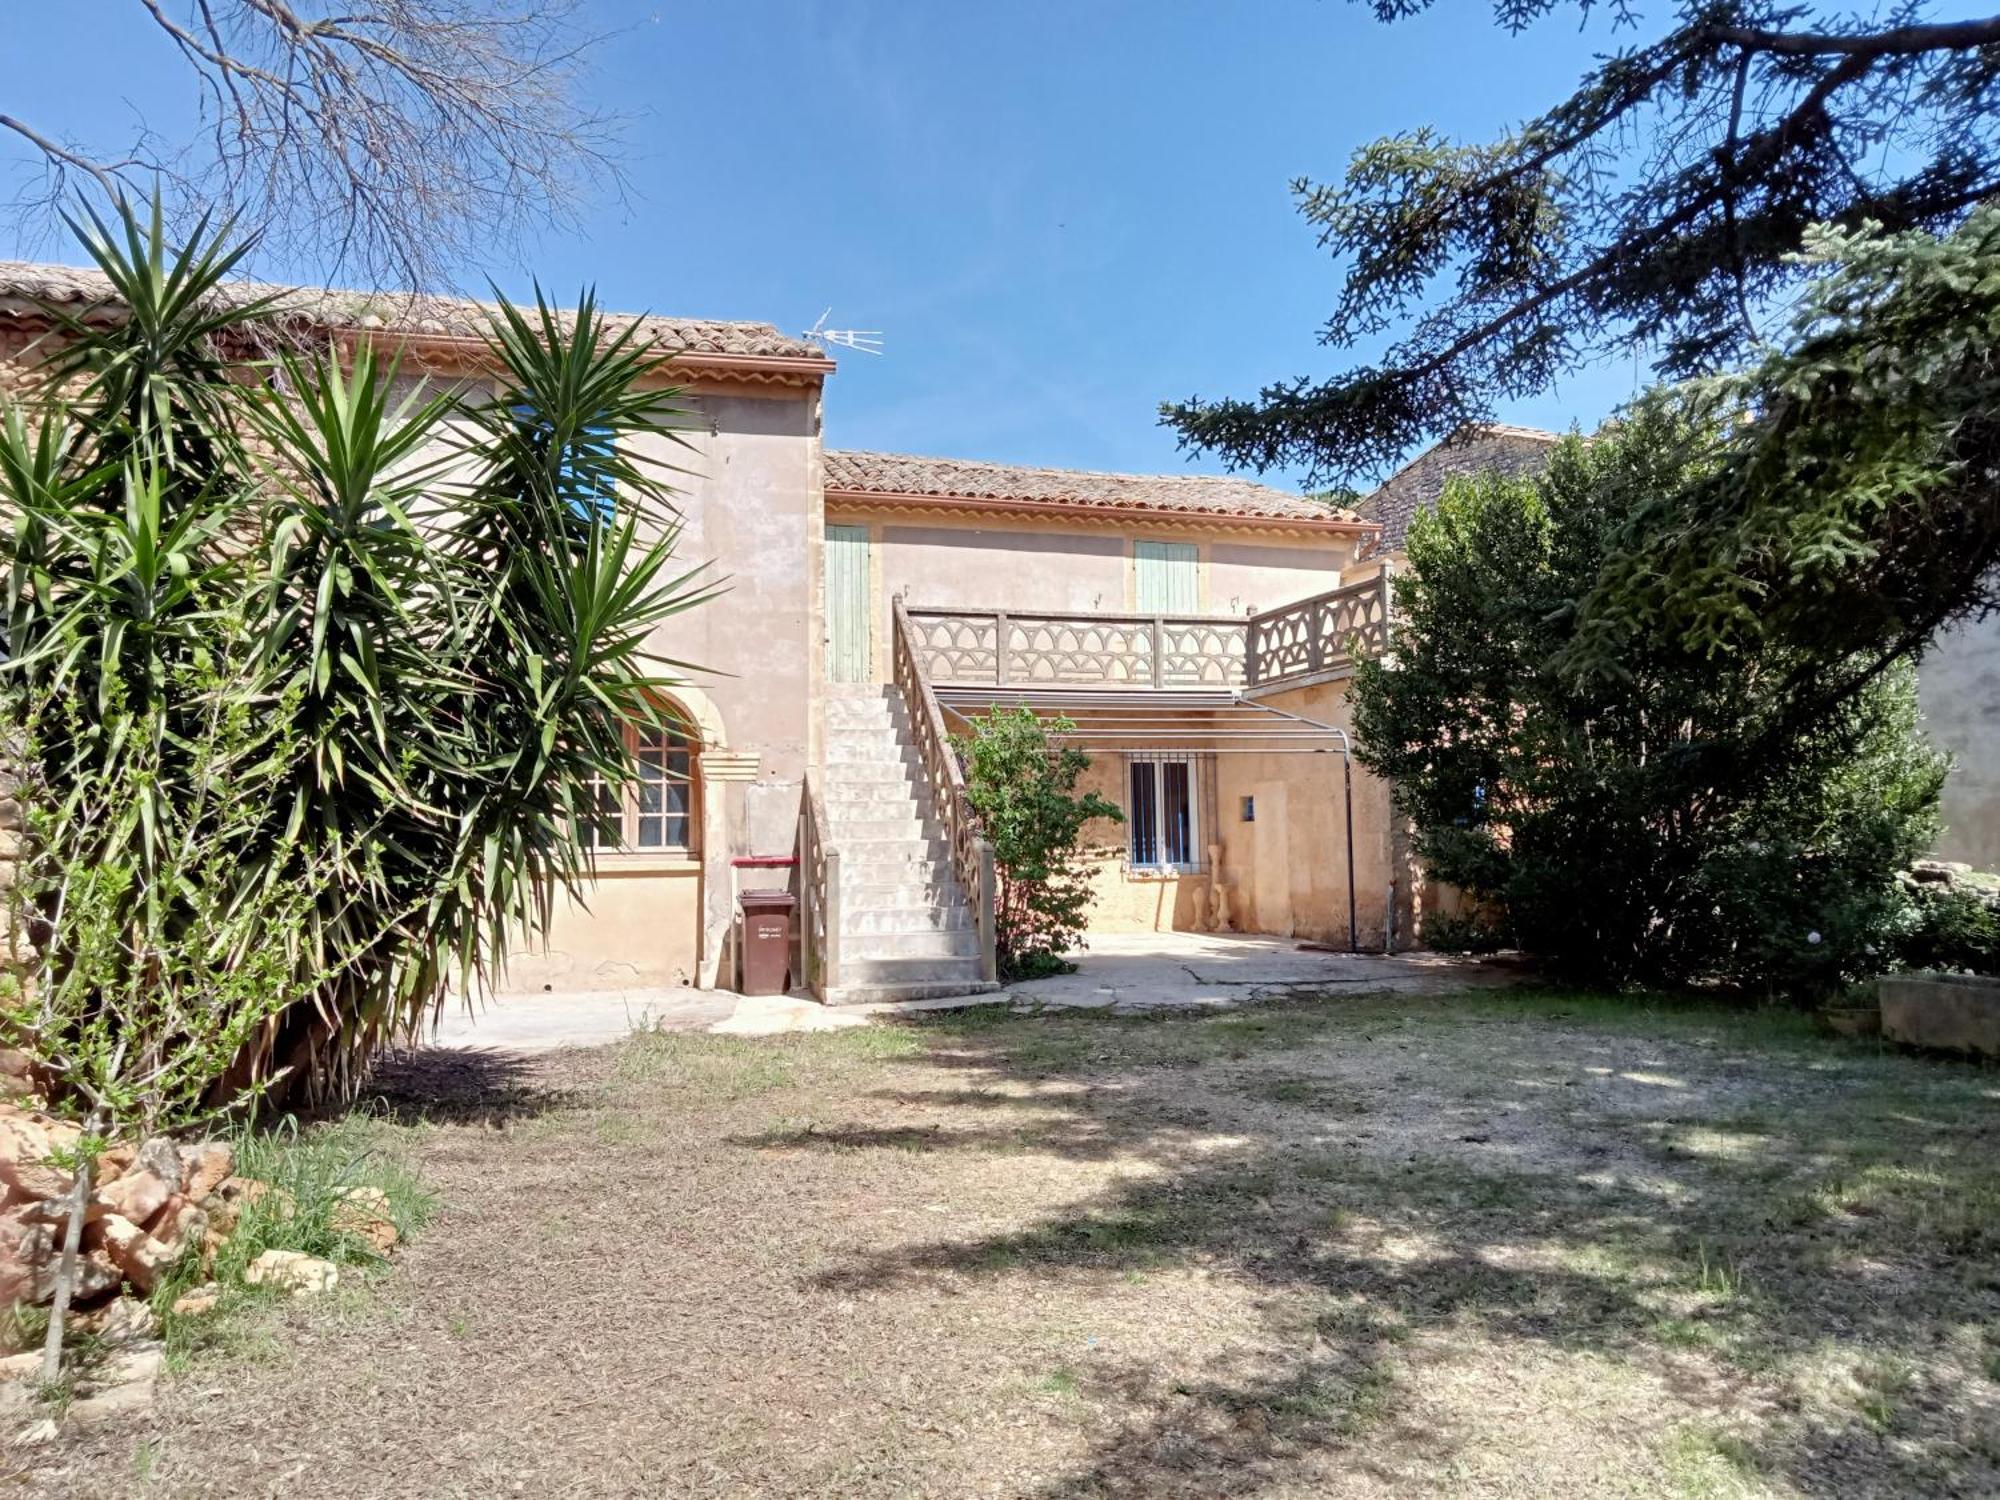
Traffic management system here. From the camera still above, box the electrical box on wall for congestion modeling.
[1241,795,1256,822]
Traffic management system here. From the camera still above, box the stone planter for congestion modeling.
[1878,971,2000,1059]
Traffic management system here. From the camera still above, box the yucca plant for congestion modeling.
[0,197,717,1107]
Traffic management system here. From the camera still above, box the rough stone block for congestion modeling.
[1879,972,2000,1058]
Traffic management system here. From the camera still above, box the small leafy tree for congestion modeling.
[958,708,1121,981]
[4,584,335,1382]
[1354,407,1946,994]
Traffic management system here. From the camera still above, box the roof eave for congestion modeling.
[825,487,1375,536]
[0,292,836,388]
[337,328,835,387]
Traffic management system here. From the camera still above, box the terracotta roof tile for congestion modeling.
[825,449,1358,525]
[0,260,826,362]
[1355,425,1561,558]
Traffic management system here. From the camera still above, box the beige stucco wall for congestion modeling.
[1921,610,2000,869]
[501,383,823,994]
[1032,688,1403,949]
[1223,680,1402,948]
[523,865,703,989]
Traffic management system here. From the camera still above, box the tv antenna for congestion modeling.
[802,308,883,356]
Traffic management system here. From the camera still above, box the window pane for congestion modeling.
[663,814,690,848]
[1162,760,1193,865]
[1129,760,1158,866]
[636,815,664,849]
[577,778,621,849]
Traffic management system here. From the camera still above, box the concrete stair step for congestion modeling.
[826,704,908,728]
[838,857,953,881]
[825,978,1003,1007]
[838,838,952,861]
[822,760,923,784]
[825,784,923,809]
[840,875,958,905]
[844,930,982,960]
[827,816,942,842]
[839,904,971,934]
[828,804,924,827]
[824,744,916,764]
[841,880,956,906]
[834,954,987,987]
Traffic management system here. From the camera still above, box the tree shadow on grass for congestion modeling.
[803,997,2000,1498]
[359,1046,581,1128]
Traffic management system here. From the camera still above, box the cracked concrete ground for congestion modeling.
[1005,932,1521,1011]
[422,935,1519,1055]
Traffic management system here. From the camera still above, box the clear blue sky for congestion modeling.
[2,2,1655,485]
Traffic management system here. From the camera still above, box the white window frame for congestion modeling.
[1127,752,1201,872]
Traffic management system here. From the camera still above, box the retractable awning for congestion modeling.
[931,685,1351,755]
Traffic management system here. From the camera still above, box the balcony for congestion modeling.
[902,571,1392,693]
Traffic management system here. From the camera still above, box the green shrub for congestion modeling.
[1422,910,1510,955]
[0,199,713,1107]
[957,707,1122,981]
[1894,878,2000,976]
[1354,407,1945,999]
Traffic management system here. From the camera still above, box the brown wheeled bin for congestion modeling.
[738,889,796,996]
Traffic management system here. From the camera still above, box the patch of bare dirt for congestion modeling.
[19,993,2000,1498]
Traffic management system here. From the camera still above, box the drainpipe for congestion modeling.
[1343,752,1358,953]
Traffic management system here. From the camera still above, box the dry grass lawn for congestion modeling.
[21,988,2000,1498]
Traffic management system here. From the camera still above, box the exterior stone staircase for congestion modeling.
[823,684,999,1004]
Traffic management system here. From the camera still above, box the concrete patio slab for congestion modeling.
[418,935,1517,1056]
[426,987,737,1054]
[1004,932,1517,1011]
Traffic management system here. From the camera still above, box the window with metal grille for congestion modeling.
[578,719,697,853]
[1127,753,1199,870]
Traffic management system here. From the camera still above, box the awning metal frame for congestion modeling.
[934,685,1361,951]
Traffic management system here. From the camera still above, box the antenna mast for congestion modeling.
[802,308,883,356]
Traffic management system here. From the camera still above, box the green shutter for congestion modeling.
[1135,540,1198,614]
[825,524,871,682]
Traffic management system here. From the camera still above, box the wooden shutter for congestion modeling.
[825,524,871,683]
[1134,540,1198,614]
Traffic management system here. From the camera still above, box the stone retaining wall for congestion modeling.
[1879,972,2000,1058]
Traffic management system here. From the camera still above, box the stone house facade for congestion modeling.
[0,261,1463,1004]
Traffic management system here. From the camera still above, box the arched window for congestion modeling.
[579,711,699,854]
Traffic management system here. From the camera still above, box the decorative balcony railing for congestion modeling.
[1244,571,1394,686]
[903,570,1394,694]
[902,607,1250,689]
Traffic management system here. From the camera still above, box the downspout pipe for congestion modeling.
[1343,751,1358,953]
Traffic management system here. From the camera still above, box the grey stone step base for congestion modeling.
[825,979,1004,1007]
[843,929,982,960]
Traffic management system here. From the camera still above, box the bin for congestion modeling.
[738,889,796,996]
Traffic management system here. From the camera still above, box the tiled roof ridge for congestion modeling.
[0,258,826,362]
[824,448,1359,525]
[1351,423,1565,558]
